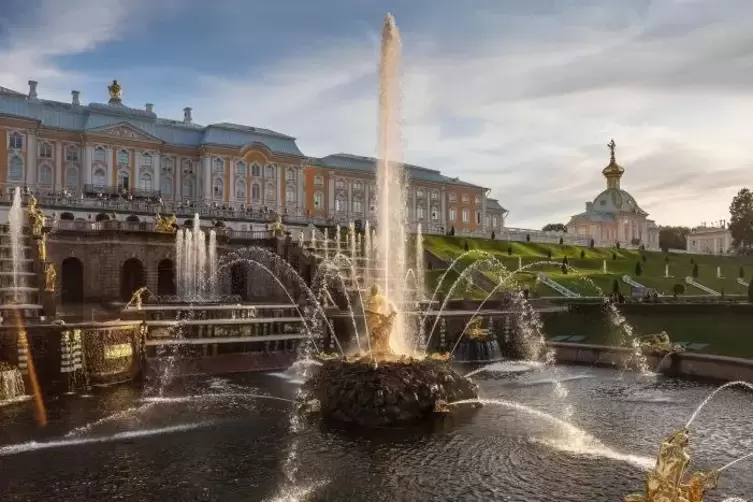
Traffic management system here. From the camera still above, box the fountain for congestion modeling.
[603,259,608,274]
[665,264,671,278]
[175,214,218,301]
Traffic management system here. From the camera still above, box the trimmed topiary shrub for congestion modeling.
[635,261,643,276]
[692,263,699,278]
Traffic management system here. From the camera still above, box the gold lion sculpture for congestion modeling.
[268,215,285,237]
[624,428,719,502]
[155,213,177,233]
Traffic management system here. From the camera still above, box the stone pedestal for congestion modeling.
[41,291,56,317]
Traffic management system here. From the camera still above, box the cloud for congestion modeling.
[2,0,752,229]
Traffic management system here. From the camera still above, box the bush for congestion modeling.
[740,266,745,279]
[580,249,585,258]
[612,279,620,295]
[749,280,753,303]
[635,261,643,276]
[547,250,552,260]
[526,234,530,242]
[665,255,670,264]
[690,257,695,265]
[559,236,564,245]
[507,245,512,256]
[589,239,595,248]
[616,242,621,249]
[641,254,647,262]
[692,263,699,278]
[464,240,469,252]
[673,283,686,297]
[612,252,617,261]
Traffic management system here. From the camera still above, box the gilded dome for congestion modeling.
[592,188,646,215]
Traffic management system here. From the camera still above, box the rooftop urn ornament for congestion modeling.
[108,79,122,103]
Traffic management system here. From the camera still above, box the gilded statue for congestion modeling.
[466,316,487,340]
[108,79,122,101]
[128,286,149,310]
[624,428,719,502]
[45,264,56,292]
[640,331,683,355]
[364,284,397,356]
[154,213,177,233]
[27,196,45,237]
[268,215,285,237]
[37,233,47,262]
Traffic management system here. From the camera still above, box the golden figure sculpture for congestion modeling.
[128,286,149,310]
[37,233,47,263]
[268,215,285,237]
[466,316,487,340]
[364,284,397,357]
[27,196,45,237]
[640,331,683,355]
[154,213,178,233]
[624,428,719,502]
[108,79,122,101]
[45,264,56,292]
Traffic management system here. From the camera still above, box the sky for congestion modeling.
[1,0,752,229]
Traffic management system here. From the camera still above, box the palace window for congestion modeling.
[237,161,246,177]
[448,192,457,203]
[66,146,79,162]
[265,165,276,178]
[492,216,498,228]
[8,156,23,181]
[314,175,324,186]
[286,185,296,203]
[94,147,106,163]
[477,211,481,224]
[236,180,246,201]
[182,160,193,174]
[39,164,53,185]
[353,181,362,191]
[139,172,153,191]
[475,195,481,204]
[462,194,469,204]
[353,199,363,214]
[431,191,439,201]
[65,166,79,188]
[314,191,324,209]
[335,196,346,213]
[485,215,491,227]
[264,183,276,202]
[162,158,173,173]
[251,164,260,177]
[416,189,424,198]
[213,158,224,174]
[336,179,345,189]
[160,177,173,196]
[286,167,296,182]
[118,150,129,165]
[431,207,439,221]
[417,205,425,220]
[142,152,152,167]
[449,207,457,221]
[251,183,261,201]
[182,179,194,199]
[39,142,53,159]
[117,170,130,190]
[462,208,469,223]
[9,133,23,149]
[92,168,106,187]
[213,178,224,198]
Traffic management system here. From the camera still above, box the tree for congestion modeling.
[546,249,552,260]
[615,242,621,249]
[748,280,753,303]
[580,249,585,258]
[464,240,469,252]
[729,188,753,254]
[542,223,567,233]
[612,252,617,261]
[635,261,643,276]
[692,262,699,278]
[740,266,745,279]
[659,226,691,251]
[589,239,594,248]
[559,236,564,245]
[673,283,686,299]
[641,254,647,262]
[507,245,513,256]
[612,279,620,295]
[526,234,531,242]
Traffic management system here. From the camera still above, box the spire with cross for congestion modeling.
[608,139,616,162]
[602,138,624,189]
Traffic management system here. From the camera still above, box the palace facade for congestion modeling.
[0,80,507,234]
[566,140,660,249]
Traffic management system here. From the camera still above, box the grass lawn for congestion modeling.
[423,235,753,298]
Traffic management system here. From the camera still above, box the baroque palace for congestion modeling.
[0,80,508,234]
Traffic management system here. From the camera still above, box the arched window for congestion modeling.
[265,164,275,178]
[9,133,23,149]
[213,158,224,173]
[285,185,296,203]
[39,142,52,158]
[353,199,363,214]
[93,168,106,187]
[142,152,152,167]
[462,208,469,223]
[417,205,425,220]
[139,172,152,191]
[213,178,224,198]
[236,161,246,177]
[182,160,193,174]
[314,175,324,186]
[117,169,130,190]
[39,164,53,185]
[182,178,194,199]
[236,180,246,200]
[66,146,79,161]
[251,183,261,201]
[118,150,129,165]
[160,176,172,196]
[285,167,296,182]
[449,207,457,221]
[8,156,23,181]
[162,158,173,172]
[65,166,79,188]
[314,191,323,209]
[251,164,260,177]
[264,183,276,202]
[94,147,106,163]
[335,195,346,213]
[431,206,439,221]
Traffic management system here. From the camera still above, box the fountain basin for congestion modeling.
[301,357,479,427]
[453,339,504,363]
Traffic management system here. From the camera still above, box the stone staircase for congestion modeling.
[0,224,43,318]
[685,276,720,296]
[738,277,750,288]
[537,272,580,298]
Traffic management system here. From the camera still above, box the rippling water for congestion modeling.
[0,366,751,501]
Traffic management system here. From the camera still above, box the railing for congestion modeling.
[50,219,273,240]
[83,184,161,200]
[537,273,580,298]
[738,277,750,288]
[621,275,648,291]
[684,276,721,296]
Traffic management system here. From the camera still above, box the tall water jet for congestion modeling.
[208,230,217,299]
[376,13,409,354]
[175,214,218,301]
[8,187,23,303]
[415,223,425,304]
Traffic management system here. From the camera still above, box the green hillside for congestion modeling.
[423,235,753,298]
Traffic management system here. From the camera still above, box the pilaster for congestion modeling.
[202,156,211,200]
[55,143,63,190]
[25,132,37,186]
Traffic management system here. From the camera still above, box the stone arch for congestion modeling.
[60,212,75,220]
[120,257,146,302]
[230,262,248,301]
[95,213,110,222]
[126,215,140,222]
[61,257,84,304]
[157,259,176,296]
